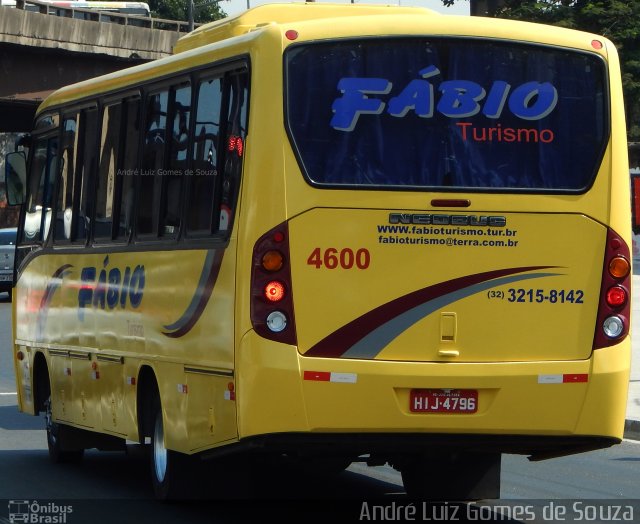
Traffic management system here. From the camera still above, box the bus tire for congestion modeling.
[150,398,189,500]
[399,452,501,500]
[44,395,84,464]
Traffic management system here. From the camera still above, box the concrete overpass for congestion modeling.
[0,1,190,131]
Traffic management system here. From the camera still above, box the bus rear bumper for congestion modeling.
[236,331,630,454]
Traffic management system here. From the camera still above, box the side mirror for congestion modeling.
[5,151,26,206]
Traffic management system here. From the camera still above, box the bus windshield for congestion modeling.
[285,38,608,192]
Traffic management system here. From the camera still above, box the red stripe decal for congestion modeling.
[303,371,331,381]
[563,374,588,383]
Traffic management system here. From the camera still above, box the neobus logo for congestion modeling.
[330,65,558,132]
[77,257,145,320]
[389,213,507,227]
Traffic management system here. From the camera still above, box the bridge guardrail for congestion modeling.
[11,0,197,32]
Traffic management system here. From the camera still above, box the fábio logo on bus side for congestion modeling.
[77,256,145,319]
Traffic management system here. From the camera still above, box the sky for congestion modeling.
[218,0,471,18]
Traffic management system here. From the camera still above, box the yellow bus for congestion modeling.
[4,3,632,500]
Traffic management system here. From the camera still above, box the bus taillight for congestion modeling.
[266,311,288,333]
[250,222,297,345]
[594,229,631,348]
[262,250,284,272]
[608,256,630,279]
[264,281,285,302]
[602,316,624,339]
[605,286,627,308]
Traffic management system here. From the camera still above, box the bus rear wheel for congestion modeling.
[150,399,191,500]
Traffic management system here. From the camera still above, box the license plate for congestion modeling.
[409,389,478,414]
[0,275,11,282]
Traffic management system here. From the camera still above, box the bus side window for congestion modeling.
[185,69,248,238]
[187,76,222,236]
[160,83,191,238]
[73,107,98,244]
[22,135,58,244]
[116,97,140,241]
[54,115,78,242]
[137,90,168,237]
[95,103,123,241]
[219,71,248,234]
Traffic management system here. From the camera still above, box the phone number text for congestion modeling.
[487,289,585,304]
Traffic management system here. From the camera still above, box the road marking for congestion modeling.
[0,392,17,396]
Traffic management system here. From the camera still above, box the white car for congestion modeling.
[0,227,17,296]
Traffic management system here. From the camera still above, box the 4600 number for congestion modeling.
[307,248,371,270]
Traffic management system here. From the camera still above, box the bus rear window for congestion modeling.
[285,38,608,192]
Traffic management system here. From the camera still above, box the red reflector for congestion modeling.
[563,374,588,383]
[591,39,603,50]
[264,281,285,302]
[285,29,299,41]
[303,371,331,381]
[606,286,627,307]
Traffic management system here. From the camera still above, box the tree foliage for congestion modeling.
[443,1,640,140]
[147,0,227,24]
